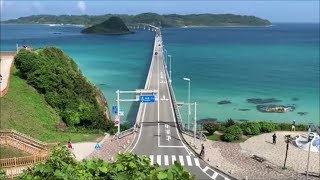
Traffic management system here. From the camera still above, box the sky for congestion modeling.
[1,1,319,23]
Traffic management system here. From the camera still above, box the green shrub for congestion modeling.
[277,123,291,131]
[0,168,6,180]
[18,146,194,179]
[240,122,261,135]
[225,118,236,127]
[259,121,276,133]
[295,124,307,131]
[203,122,221,135]
[223,125,242,142]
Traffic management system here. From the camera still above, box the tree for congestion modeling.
[19,146,194,180]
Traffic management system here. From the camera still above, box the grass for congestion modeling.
[0,67,103,143]
[0,145,29,158]
[207,133,222,141]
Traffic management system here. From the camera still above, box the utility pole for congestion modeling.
[193,102,197,146]
[117,90,120,134]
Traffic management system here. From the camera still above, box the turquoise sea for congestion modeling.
[1,24,319,126]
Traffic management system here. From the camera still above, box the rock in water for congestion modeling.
[217,100,231,105]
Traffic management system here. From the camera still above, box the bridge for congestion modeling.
[121,25,232,179]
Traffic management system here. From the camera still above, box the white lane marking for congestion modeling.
[194,158,200,167]
[203,166,209,172]
[162,58,194,157]
[179,155,184,166]
[211,172,218,179]
[164,155,169,166]
[171,155,176,164]
[166,136,171,141]
[130,37,156,152]
[157,155,161,165]
[165,129,170,134]
[150,155,154,165]
[129,103,146,152]
[186,156,192,166]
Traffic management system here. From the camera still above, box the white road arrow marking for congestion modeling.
[165,124,169,128]
[166,129,170,134]
[166,136,171,141]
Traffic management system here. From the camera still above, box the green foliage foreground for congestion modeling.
[19,146,194,180]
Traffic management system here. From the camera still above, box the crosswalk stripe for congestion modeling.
[186,156,192,166]
[179,155,184,166]
[211,172,218,179]
[194,158,200,167]
[171,155,176,164]
[203,166,209,172]
[157,155,161,165]
[150,155,154,165]
[164,155,169,165]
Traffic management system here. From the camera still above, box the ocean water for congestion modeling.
[1,23,319,126]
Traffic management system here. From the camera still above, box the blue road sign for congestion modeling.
[112,106,117,114]
[140,95,155,103]
[95,143,101,150]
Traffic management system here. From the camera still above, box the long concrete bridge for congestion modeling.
[124,25,232,180]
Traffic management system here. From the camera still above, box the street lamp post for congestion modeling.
[183,77,191,130]
[168,55,172,82]
[283,135,292,169]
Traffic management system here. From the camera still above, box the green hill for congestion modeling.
[81,16,131,35]
[2,47,114,143]
[2,13,271,27]
[0,67,103,143]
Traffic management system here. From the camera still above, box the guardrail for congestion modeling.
[0,129,50,150]
[0,154,48,168]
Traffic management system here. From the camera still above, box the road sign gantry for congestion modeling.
[115,89,158,134]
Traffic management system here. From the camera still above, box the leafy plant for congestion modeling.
[223,125,242,142]
[259,122,276,133]
[0,168,6,180]
[203,122,220,135]
[18,146,194,180]
[225,118,236,128]
[240,122,261,135]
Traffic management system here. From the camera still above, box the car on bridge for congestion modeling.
[155,52,158,55]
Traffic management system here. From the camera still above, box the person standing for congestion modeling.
[291,120,296,131]
[272,133,277,144]
[200,144,205,158]
[67,139,73,150]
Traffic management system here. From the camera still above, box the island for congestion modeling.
[81,16,131,35]
[2,13,272,27]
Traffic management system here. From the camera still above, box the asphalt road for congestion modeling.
[130,31,231,180]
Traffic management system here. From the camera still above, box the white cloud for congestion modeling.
[77,1,86,13]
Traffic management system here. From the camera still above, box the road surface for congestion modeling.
[130,31,231,180]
